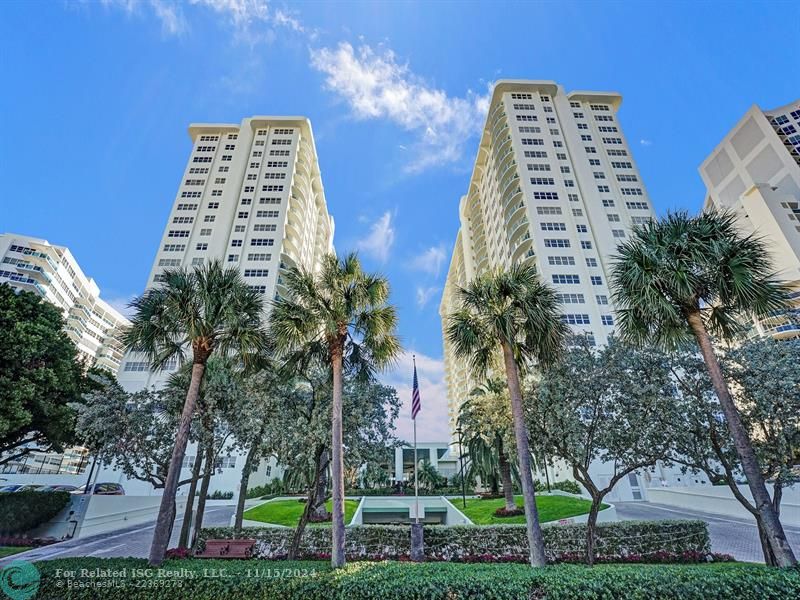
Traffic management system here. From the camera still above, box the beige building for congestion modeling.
[439,80,656,432]
[118,116,335,391]
[0,233,130,372]
[700,100,800,339]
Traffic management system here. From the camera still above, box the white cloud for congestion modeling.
[310,42,492,172]
[381,351,451,443]
[105,295,137,320]
[640,139,653,146]
[356,211,395,263]
[410,244,446,277]
[415,286,440,309]
[100,0,188,35]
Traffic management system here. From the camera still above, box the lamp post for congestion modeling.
[456,426,467,508]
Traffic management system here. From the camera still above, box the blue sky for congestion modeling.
[1,1,798,440]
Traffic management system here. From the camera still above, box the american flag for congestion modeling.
[411,358,421,420]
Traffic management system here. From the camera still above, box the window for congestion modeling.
[172,216,193,224]
[516,114,538,122]
[593,171,606,179]
[556,152,567,160]
[272,139,292,145]
[595,114,614,121]
[228,254,239,262]
[257,210,280,218]
[200,228,211,236]
[221,155,232,161]
[528,163,551,171]
[581,241,593,249]
[269,149,290,156]
[626,201,649,210]
[607,149,628,156]
[521,138,544,146]
[591,276,603,285]
[536,206,562,215]
[241,198,252,205]
[163,244,185,252]
[263,172,286,179]
[204,215,215,222]
[511,93,533,100]
[612,229,627,238]
[548,256,576,266]
[553,274,580,284]
[247,253,272,261]
[238,211,249,219]
[590,104,610,111]
[123,361,150,372]
[218,166,230,172]
[158,258,181,267]
[577,123,588,130]
[560,166,571,174]
[210,189,223,197]
[544,239,571,248]
[601,315,614,326]
[602,199,615,207]
[244,269,269,277]
[168,230,189,238]
[570,101,581,108]
[621,187,643,196]
[260,197,281,205]
[266,161,288,168]
[576,224,588,233]
[550,128,560,135]
[234,225,245,233]
[573,111,584,118]
[193,156,212,163]
[184,179,205,186]
[612,161,633,169]
[598,126,618,133]
[513,103,536,110]
[603,137,623,145]
[608,214,621,222]
[524,150,547,158]
[519,126,541,133]
[196,243,208,251]
[597,185,610,192]
[253,224,277,232]
[589,158,601,166]
[581,134,592,142]
[533,191,558,200]
[585,146,597,154]
[207,202,219,209]
[231,240,242,247]
[572,209,583,217]
[617,174,638,182]
[262,185,284,192]
[561,313,591,325]
[541,222,566,231]
[530,177,555,185]
[586,257,598,267]
[191,258,204,266]
[553,140,563,147]
[556,293,585,304]
[181,191,201,198]
[596,294,608,305]
[568,193,579,202]
[564,179,575,187]
[250,238,274,246]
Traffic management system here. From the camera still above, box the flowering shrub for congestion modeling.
[199,519,711,563]
[164,547,191,559]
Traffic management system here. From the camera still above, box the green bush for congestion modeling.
[551,480,582,494]
[199,519,710,562]
[345,487,476,497]
[33,558,800,600]
[206,490,233,500]
[0,491,71,534]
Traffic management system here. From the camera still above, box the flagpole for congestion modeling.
[413,355,419,524]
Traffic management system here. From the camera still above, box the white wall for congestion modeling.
[646,484,800,527]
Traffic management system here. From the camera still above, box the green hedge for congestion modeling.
[31,559,800,600]
[345,487,476,497]
[0,491,71,534]
[199,519,710,562]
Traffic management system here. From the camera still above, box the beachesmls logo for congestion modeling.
[0,560,40,600]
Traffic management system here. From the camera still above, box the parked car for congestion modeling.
[37,484,79,492]
[14,484,47,492]
[71,482,125,495]
[0,484,24,493]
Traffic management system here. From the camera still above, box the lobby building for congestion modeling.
[0,233,130,372]
[699,100,800,339]
[439,80,656,432]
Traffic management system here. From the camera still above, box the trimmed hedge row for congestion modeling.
[0,491,71,534]
[199,519,710,562]
[32,559,800,600]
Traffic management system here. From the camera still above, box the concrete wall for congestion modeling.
[77,496,188,539]
[646,484,800,527]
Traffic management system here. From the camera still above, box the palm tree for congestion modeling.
[446,264,567,567]
[611,210,797,567]
[416,460,442,491]
[123,260,268,566]
[458,380,517,511]
[270,252,400,568]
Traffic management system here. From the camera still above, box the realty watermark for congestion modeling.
[1,560,40,600]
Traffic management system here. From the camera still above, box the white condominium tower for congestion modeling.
[700,100,800,339]
[0,233,130,372]
[118,116,335,392]
[440,80,656,430]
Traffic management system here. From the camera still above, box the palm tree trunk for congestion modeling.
[498,442,516,512]
[148,360,205,566]
[191,440,215,548]
[234,442,259,534]
[500,340,547,567]
[686,311,796,567]
[330,344,346,568]
[178,449,203,549]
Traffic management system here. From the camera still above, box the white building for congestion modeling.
[700,100,800,339]
[112,116,335,496]
[440,80,656,434]
[0,233,130,373]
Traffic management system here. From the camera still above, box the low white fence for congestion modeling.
[646,484,799,527]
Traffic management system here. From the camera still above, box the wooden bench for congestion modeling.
[195,539,255,559]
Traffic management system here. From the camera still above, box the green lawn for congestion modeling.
[0,546,32,558]
[243,498,360,526]
[460,494,606,525]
